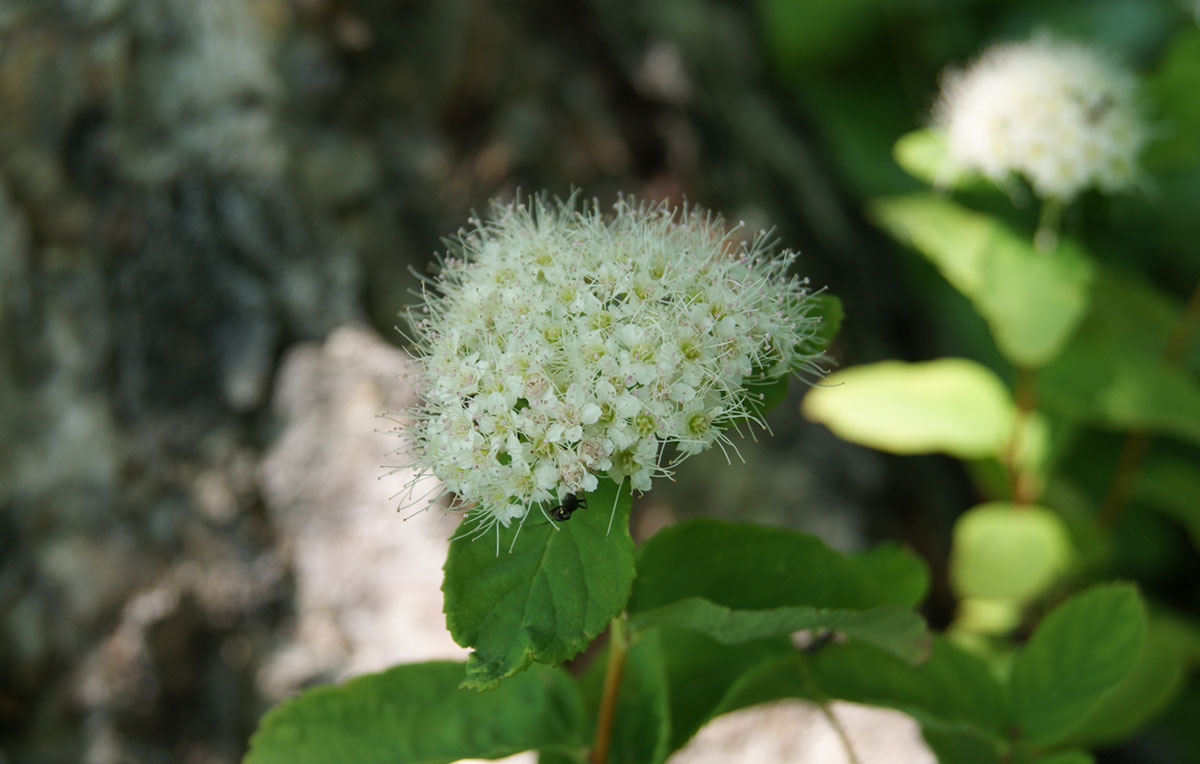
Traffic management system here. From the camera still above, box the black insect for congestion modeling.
[547,493,587,522]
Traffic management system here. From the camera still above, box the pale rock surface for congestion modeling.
[257,325,468,696]
[670,701,935,764]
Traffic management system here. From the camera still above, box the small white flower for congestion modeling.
[394,194,827,531]
[936,36,1145,202]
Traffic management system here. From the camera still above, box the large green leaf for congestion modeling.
[629,520,930,662]
[803,358,1016,458]
[443,480,634,690]
[716,636,1008,738]
[632,519,898,611]
[809,638,1008,736]
[871,194,1094,367]
[244,662,585,764]
[1008,583,1147,744]
[629,597,927,662]
[1063,615,1194,746]
[949,503,1073,603]
[1037,343,1200,448]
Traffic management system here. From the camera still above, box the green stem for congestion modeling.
[1100,278,1200,529]
[590,617,629,764]
[819,702,863,764]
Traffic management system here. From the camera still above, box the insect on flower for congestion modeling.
[547,492,588,523]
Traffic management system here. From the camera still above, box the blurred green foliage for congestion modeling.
[781,0,1200,760]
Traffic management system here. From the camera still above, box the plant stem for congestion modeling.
[1005,366,1038,506]
[1100,277,1200,529]
[590,617,629,764]
[819,702,863,764]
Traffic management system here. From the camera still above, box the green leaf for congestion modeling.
[809,638,1009,735]
[851,542,931,608]
[605,630,672,764]
[629,597,928,662]
[893,128,979,191]
[1063,615,1194,746]
[1037,343,1200,448]
[871,194,1094,367]
[443,480,635,690]
[629,520,930,662]
[656,629,796,756]
[921,727,1004,764]
[244,662,585,764]
[632,519,881,611]
[803,358,1016,458]
[1066,264,1200,375]
[717,636,1007,738]
[1008,583,1147,744]
[949,503,1073,603]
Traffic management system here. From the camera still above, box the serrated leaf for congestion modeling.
[1009,583,1147,744]
[949,503,1073,603]
[803,358,1016,458]
[443,480,634,690]
[810,638,1008,735]
[629,520,930,662]
[243,662,585,764]
[871,194,1094,367]
[1038,343,1200,447]
[629,597,927,662]
[632,519,877,611]
[716,636,1007,738]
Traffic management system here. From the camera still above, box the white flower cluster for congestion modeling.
[398,196,826,531]
[936,37,1145,201]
